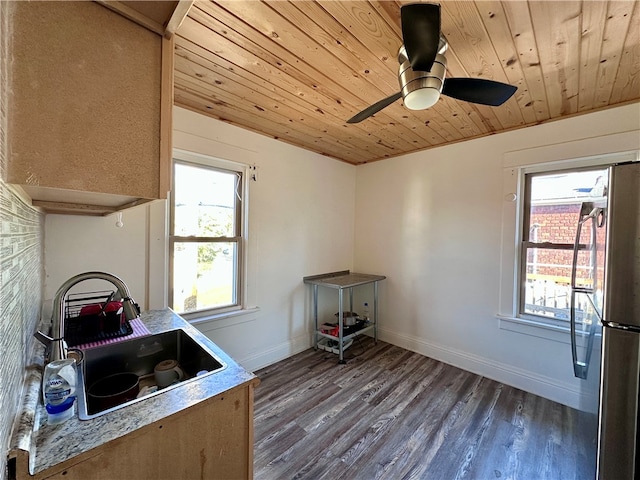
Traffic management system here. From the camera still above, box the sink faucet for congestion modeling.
[36,271,140,363]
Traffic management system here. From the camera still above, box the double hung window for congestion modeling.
[169,158,244,316]
[519,168,608,324]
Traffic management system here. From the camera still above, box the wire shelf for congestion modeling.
[64,290,133,347]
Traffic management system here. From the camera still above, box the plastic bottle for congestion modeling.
[363,302,370,322]
[43,358,77,424]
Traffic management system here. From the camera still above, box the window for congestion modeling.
[169,158,244,316]
[497,139,637,339]
[519,168,608,324]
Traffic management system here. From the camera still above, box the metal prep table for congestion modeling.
[303,270,386,363]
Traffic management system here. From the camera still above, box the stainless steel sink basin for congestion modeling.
[76,328,226,420]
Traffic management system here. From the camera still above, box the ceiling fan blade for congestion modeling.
[401,3,441,72]
[346,92,402,124]
[442,78,517,106]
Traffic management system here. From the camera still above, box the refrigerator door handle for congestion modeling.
[570,204,586,378]
[570,213,585,291]
[569,290,587,379]
[570,289,592,379]
[569,202,603,380]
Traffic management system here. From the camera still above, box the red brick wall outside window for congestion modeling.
[523,202,606,320]
[526,203,605,286]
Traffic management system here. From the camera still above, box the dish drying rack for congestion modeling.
[64,290,133,347]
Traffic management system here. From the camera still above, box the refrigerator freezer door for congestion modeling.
[597,327,640,479]
[604,162,640,330]
[598,162,640,478]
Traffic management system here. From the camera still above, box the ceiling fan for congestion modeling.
[347,3,517,124]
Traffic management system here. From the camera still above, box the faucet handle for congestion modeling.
[34,330,55,362]
[34,330,68,363]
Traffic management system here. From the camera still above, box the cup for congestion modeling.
[154,359,184,387]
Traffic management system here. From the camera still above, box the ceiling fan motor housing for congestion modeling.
[398,53,447,110]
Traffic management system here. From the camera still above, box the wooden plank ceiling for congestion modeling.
[173,1,640,165]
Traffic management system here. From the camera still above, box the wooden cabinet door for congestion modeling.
[36,385,255,480]
[8,1,172,213]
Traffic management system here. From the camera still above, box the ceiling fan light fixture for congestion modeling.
[404,87,440,110]
[398,53,447,110]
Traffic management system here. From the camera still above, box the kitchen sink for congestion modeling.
[76,329,226,420]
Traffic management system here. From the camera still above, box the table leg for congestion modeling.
[374,281,379,344]
[338,289,345,364]
[313,284,318,350]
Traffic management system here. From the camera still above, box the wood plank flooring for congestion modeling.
[253,337,597,480]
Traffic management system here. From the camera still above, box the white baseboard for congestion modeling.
[378,327,588,411]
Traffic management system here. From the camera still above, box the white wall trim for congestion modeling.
[378,326,589,410]
[173,129,258,166]
[503,130,640,168]
[497,314,571,344]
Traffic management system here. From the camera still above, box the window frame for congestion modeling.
[517,166,607,326]
[168,152,247,319]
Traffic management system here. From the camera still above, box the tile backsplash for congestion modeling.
[0,181,43,472]
[1,3,45,479]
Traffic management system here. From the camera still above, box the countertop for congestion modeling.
[303,270,387,289]
[8,309,258,476]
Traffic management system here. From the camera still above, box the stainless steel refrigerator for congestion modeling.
[570,161,640,479]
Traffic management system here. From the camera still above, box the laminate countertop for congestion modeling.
[8,309,258,476]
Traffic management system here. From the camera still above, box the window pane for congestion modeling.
[523,247,572,319]
[173,163,237,238]
[172,242,237,313]
[573,290,602,331]
[523,246,605,319]
[526,169,607,243]
[574,213,607,293]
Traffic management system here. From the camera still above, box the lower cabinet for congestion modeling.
[28,383,256,480]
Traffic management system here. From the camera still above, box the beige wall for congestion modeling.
[0,4,45,479]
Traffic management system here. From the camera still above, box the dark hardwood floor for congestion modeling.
[253,337,597,480]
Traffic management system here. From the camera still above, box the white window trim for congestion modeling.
[170,148,258,323]
[497,131,639,340]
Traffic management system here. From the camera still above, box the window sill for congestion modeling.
[496,314,572,345]
[182,306,260,328]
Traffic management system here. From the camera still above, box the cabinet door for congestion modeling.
[8,2,168,205]
[37,386,255,480]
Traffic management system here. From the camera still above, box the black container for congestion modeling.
[87,372,140,414]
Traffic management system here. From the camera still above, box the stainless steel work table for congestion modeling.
[303,270,386,363]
